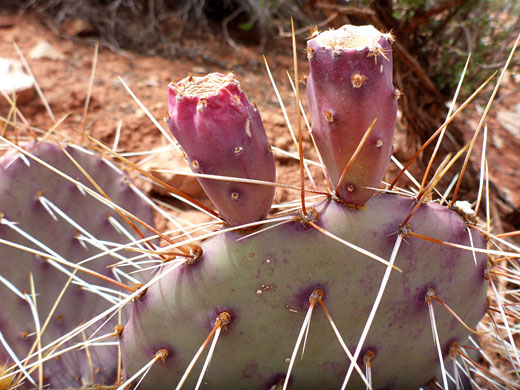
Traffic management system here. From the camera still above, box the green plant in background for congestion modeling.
[384,0,520,95]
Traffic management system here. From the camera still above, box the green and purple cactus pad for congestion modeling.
[167,73,276,226]
[121,194,488,389]
[306,25,398,206]
[0,142,155,388]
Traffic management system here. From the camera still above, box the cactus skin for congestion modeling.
[306,25,397,206]
[121,194,488,389]
[0,142,155,388]
[167,73,276,226]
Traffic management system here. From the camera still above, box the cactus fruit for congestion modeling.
[167,73,276,226]
[306,24,397,206]
[0,142,155,388]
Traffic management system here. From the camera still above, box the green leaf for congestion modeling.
[238,21,255,31]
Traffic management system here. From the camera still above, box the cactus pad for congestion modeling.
[0,142,155,388]
[121,194,488,389]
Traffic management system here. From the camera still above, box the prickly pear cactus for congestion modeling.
[0,142,155,388]
[119,24,490,389]
[2,22,516,390]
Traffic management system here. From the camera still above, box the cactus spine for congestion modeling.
[0,142,154,388]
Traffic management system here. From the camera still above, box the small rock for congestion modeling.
[140,150,205,198]
[152,102,165,111]
[28,41,65,61]
[192,66,209,75]
[135,110,146,119]
[61,18,96,36]
[496,104,520,137]
[492,133,504,149]
[143,76,160,87]
[0,58,35,106]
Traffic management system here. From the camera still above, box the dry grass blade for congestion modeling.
[12,41,56,123]
[0,363,16,390]
[81,42,99,132]
[35,113,70,146]
[0,88,31,133]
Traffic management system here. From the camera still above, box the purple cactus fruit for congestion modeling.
[121,194,488,389]
[167,73,276,226]
[306,25,398,206]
